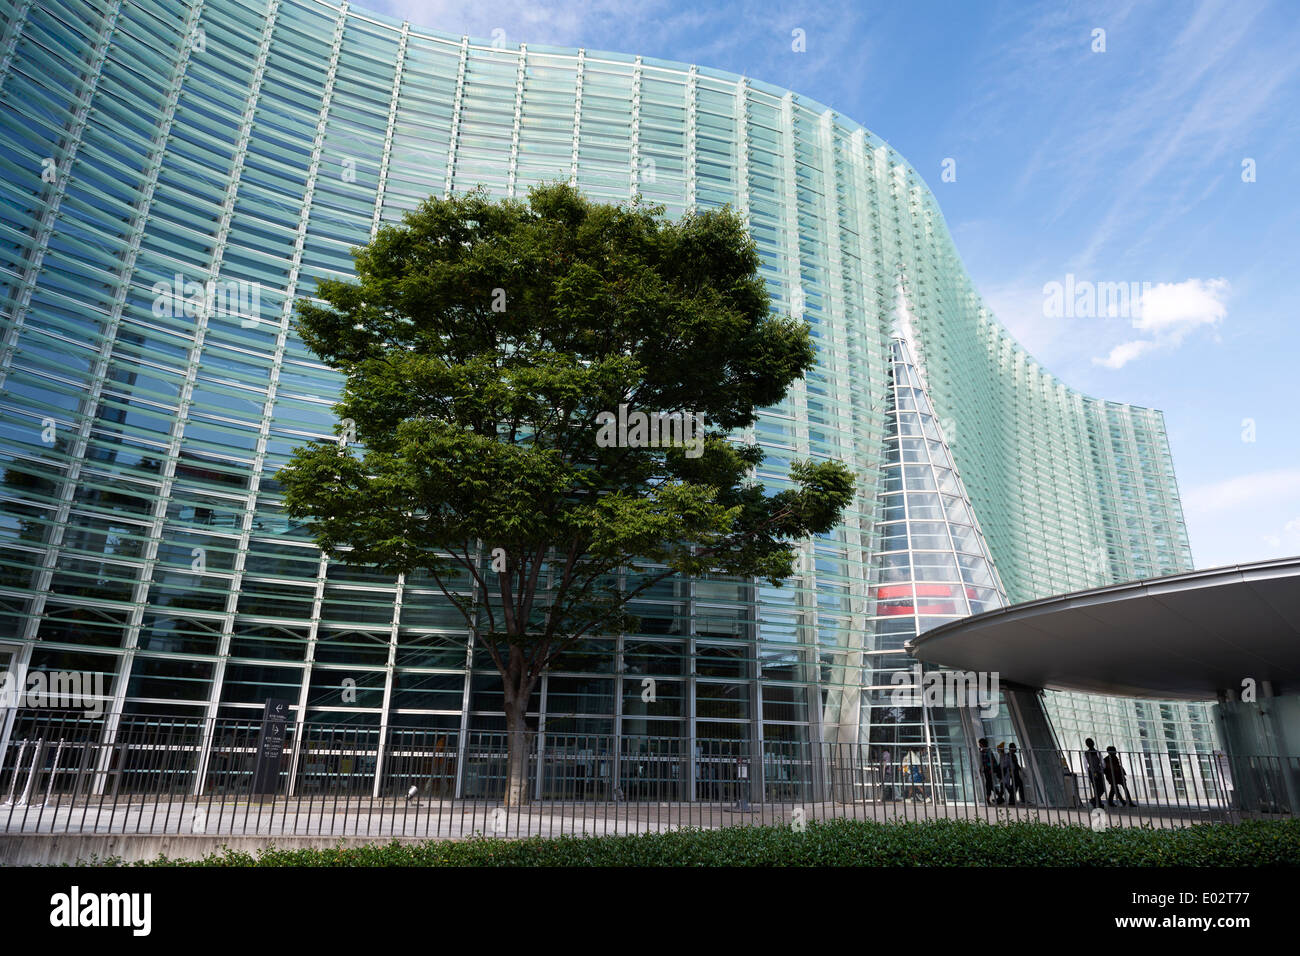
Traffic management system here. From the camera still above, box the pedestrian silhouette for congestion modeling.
[1104,745,1134,806]
[978,737,1003,805]
[997,742,1017,807]
[1084,738,1106,808]
[1007,742,1026,805]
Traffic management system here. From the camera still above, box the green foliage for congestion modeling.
[276,182,855,720]
[120,819,1300,867]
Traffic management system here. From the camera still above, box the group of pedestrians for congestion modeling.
[976,738,1027,805]
[1082,738,1135,807]
[879,738,1140,810]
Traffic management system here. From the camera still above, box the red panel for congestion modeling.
[916,603,959,615]
[876,584,956,599]
[875,585,913,599]
[913,583,955,597]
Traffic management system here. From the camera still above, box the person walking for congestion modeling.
[904,749,927,802]
[1104,745,1133,806]
[1084,738,1107,808]
[997,742,1016,807]
[1007,742,1027,806]
[978,737,1003,805]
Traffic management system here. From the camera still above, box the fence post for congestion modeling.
[90,710,120,797]
[190,715,216,798]
[286,714,306,798]
[0,705,17,786]
[18,737,43,807]
[453,729,469,800]
[372,723,387,801]
[3,738,26,805]
[534,725,546,802]
[42,738,64,807]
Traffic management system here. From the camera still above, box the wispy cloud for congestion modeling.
[1182,468,1300,514]
[961,0,1298,272]
[1094,339,1157,369]
[1093,277,1229,368]
[366,0,873,98]
[1182,468,1300,567]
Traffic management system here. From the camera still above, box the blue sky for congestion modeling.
[368,0,1300,570]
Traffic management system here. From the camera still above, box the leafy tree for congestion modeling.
[279,183,855,805]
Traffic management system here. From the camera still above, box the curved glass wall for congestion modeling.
[0,0,1213,782]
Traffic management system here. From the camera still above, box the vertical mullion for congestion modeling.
[20,0,205,649]
[568,49,584,187]
[443,35,468,198]
[811,109,854,787]
[99,0,282,797]
[197,0,350,794]
[0,0,33,90]
[684,64,697,212]
[369,19,408,236]
[285,553,328,800]
[373,574,401,800]
[365,19,410,804]
[778,92,811,804]
[0,0,123,390]
[118,0,280,675]
[453,541,482,800]
[505,42,526,197]
[628,55,642,199]
[733,76,750,227]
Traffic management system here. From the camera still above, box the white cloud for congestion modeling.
[1093,339,1157,370]
[1134,277,1229,336]
[1092,277,1229,368]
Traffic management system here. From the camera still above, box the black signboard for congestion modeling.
[250,697,291,795]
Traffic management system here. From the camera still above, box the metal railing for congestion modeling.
[1,709,1295,839]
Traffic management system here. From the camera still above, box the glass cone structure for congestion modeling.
[0,0,1218,797]
[843,309,1010,763]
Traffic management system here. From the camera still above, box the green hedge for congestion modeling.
[122,818,1300,867]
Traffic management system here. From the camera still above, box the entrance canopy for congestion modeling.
[906,557,1300,700]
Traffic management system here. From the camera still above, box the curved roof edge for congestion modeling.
[907,556,1300,700]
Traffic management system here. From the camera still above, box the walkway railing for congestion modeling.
[1,709,1294,838]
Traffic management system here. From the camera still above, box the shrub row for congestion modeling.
[116,818,1300,867]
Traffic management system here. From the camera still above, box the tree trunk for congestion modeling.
[504,698,531,808]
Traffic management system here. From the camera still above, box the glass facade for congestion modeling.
[0,0,1212,780]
